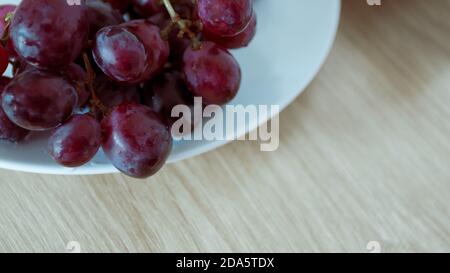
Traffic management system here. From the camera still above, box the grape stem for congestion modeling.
[162,0,178,20]
[0,12,14,45]
[161,0,201,49]
[82,52,108,115]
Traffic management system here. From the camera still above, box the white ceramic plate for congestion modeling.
[0,0,340,175]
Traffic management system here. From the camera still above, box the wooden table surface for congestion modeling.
[0,0,449,253]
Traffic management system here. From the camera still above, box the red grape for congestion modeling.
[95,75,140,109]
[87,0,124,39]
[102,103,172,178]
[93,26,147,83]
[63,63,90,107]
[183,41,241,105]
[0,77,29,142]
[121,19,170,79]
[93,20,169,84]
[141,70,193,125]
[48,114,101,167]
[197,0,253,37]
[1,69,78,131]
[204,11,257,49]
[9,0,89,69]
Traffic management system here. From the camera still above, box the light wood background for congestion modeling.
[0,0,449,253]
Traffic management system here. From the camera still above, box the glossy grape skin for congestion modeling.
[197,0,253,37]
[102,103,172,178]
[183,41,241,105]
[0,77,30,142]
[141,71,193,125]
[121,20,169,80]
[204,12,257,49]
[1,69,78,131]
[87,0,124,39]
[93,20,169,84]
[9,0,89,69]
[48,114,100,167]
[132,0,164,17]
[93,26,147,83]
[63,63,90,107]
[95,75,140,109]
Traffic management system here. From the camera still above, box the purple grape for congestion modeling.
[62,63,90,107]
[0,77,30,142]
[197,0,253,37]
[102,103,172,178]
[93,26,148,83]
[86,0,124,39]
[204,11,257,49]
[48,114,101,167]
[9,0,89,69]
[121,19,169,78]
[141,70,193,125]
[93,20,169,84]
[95,74,140,109]
[183,41,241,105]
[1,69,78,130]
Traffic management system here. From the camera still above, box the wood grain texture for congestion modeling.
[0,0,449,253]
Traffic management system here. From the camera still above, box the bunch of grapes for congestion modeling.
[0,0,256,178]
